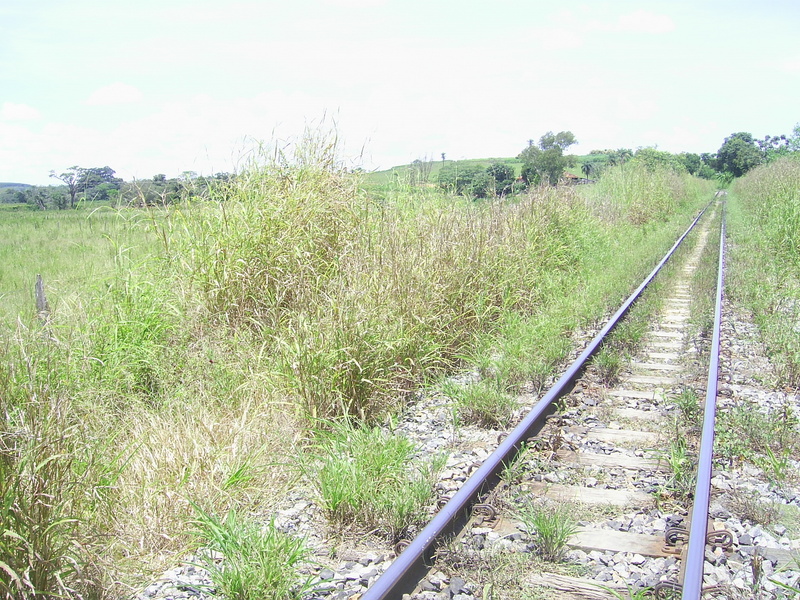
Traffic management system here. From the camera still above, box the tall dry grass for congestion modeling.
[168,134,592,419]
[582,161,708,224]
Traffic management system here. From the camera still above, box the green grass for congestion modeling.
[308,419,442,539]
[0,130,714,595]
[190,506,312,600]
[0,207,157,327]
[516,501,578,562]
[674,387,701,426]
[661,436,696,500]
[730,156,800,385]
[442,379,517,429]
[592,347,624,385]
[715,398,800,465]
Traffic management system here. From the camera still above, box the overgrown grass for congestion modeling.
[441,379,517,428]
[730,156,800,385]
[715,399,800,466]
[583,161,706,225]
[0,358,110,599]
[0,131,712,595]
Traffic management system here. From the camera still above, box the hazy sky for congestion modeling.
[2,0,799,184]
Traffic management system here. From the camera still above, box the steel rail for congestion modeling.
[681,204,726,599]
[361,204,712,600]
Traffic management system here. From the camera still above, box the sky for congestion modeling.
[1,0,799,185]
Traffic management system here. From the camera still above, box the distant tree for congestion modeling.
[518,131,578,185]
[632,148,686,173]
[22,188,49,210]
[49,165,123,205]
[486,163,515,195]
[581,162,593,179]
[123,175,185,207]
[539,131,577,152]
[50,167,81,208]
[78,166,122,191]
[0,188,26,204]
[715,132,763,178]
[606,148,633,167]
[437,163,483,195]
[441,152,446,162]
[468,171,494,198]
[677,152,702,175]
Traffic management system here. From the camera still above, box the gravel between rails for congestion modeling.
[136,244,800,600]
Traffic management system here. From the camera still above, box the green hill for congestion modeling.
[364,154,608,187]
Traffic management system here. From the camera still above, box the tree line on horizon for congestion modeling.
[431,125,800,199]
[2,125,799,208]
[0,167,232,209]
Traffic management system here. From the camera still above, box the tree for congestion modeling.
[518,131,578,185]
[581,162,593,179]
[632,148,686,173]
[606,148,633,167]
[715,132,763,178]
[677,152,702,175]
[49,165,123,205]
[486,163,515,196]
[437,163,484,195]
[78,166,122,189]
[49,167,81,208]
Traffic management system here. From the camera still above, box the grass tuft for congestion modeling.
[308,419,441,540]
[516,501,578,562]
[442,379,517,429]
[190,505,312,600]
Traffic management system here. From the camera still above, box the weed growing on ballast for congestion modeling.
[441,379,517,429]
[308,419,442,540]
[516,501,578,562]
[190,505,313,600]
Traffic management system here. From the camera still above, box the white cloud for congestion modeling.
[0,102,40,121]
[615,10,675,34]
[85,82,143,106]
[532,27,584,50]
[589,10,675,34]
[779,57,800,73]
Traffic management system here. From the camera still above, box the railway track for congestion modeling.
[139,198,800,600]
[344,199,794,600]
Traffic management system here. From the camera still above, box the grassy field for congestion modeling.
[728,155,800,385]
[0,132,712,598]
